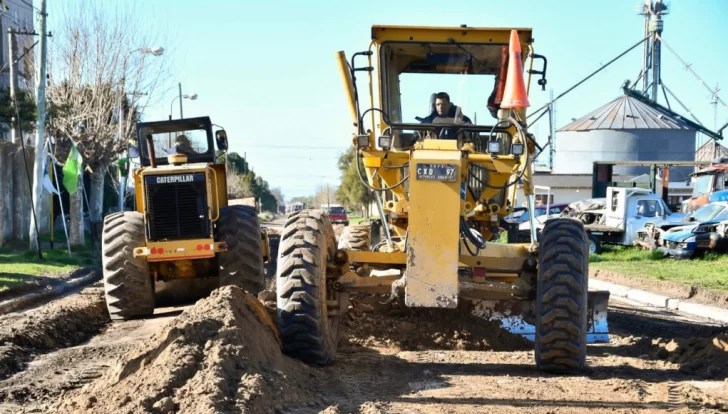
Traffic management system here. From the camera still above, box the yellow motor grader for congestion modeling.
[101,116,273,320]
[275,25,609,372]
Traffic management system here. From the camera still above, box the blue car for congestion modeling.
[660,209,728,259]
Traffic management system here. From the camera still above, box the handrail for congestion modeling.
[209,168,221,222]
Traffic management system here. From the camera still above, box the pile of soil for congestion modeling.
[0,287,108,380]
[340,294,532,352]
[52,286,322,414]
[648,334,728,378]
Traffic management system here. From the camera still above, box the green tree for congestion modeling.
[335,149,375,217]
[0,88,37,134]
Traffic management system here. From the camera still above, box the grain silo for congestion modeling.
[553,88,698,183]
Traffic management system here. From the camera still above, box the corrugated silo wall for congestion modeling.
[553,129,696,182]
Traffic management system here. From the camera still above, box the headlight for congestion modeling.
[488,141,501,155]
[356,135,370,149]
[511,143,524,157]
[378,135,392,150]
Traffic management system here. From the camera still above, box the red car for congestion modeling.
[324,205,349,225]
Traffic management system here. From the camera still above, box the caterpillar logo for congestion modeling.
[156,175,194,184]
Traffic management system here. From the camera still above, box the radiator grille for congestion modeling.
[144,173,209,241]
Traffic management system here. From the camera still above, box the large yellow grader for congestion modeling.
[275,25,609,372]
[101,116,273,320]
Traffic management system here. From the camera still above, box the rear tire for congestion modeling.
[217,205,265,295]
[535,218,589,373]
[101,212,154,320]
[337,224,371,251]
[276,209,343,365]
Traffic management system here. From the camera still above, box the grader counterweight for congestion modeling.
[275,25,609,372]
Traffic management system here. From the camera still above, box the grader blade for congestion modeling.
[472,290,610,343]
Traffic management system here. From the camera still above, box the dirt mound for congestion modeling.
[648,334,728,378]
[52,286,322,414]
[0,287,108,380]
[341,294,532,352]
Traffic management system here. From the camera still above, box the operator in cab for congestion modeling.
[417,92,473,139]
[171,134,198,156]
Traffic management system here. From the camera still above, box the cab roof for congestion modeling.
[371,25,533,46]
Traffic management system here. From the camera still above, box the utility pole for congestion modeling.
[7,29,20,143]
[28,0,48,252]
[548,88,555,171]
[178,82,183,119]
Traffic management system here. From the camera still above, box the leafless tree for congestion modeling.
[43,0,171,246]
[227,163,253,200]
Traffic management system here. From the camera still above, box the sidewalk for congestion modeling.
[590,277,728,324]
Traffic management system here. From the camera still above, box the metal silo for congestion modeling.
[553,89,697,183]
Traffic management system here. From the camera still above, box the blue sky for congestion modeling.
[47,0,728,200]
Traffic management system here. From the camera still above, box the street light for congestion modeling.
[169,87,199,120]
[118,46,164,212]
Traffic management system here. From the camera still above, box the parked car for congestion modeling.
[634,202,728,250]
[510,203,569,226]
[322,204,349,225]
[660,209,728,259]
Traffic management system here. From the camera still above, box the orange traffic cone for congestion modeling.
[500,29,530,109]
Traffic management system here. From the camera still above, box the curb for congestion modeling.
[0,268,102,315]
[589,278,728,324]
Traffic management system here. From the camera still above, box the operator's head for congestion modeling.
[435,92,451,116]
[175,134,191,146]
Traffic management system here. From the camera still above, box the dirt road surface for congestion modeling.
[1,217,727,413]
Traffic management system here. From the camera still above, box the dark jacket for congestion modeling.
[419,104,473,124]
[418,104,473,139]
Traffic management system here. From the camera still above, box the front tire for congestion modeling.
[535,218,589,373]
[276,209,343,365]
[217,205,265,294]
[101,212,154,320]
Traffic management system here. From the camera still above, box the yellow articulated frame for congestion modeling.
[260,229,271,264]
[134,239,227,262]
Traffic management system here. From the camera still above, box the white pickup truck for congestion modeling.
[522,187,686,254]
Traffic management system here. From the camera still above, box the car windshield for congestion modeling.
[692,204,726,222]
[329,207,346,214]
[693,175,714,197]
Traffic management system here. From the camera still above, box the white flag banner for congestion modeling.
[42,155,59,195]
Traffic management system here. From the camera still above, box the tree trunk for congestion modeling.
[88,168,105,249]
[69,178,85,247]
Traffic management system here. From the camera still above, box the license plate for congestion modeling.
[697,239,710,248]
[415,163,458,182]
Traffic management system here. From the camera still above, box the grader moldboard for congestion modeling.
[276,25,609,372]
[101,116,274,320]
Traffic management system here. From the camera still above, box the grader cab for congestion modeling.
[101,116,272,320]
[275,25,609,372]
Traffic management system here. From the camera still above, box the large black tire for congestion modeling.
[276,209,342,365]
[337,224,371,251]
[217,205,265,295]
[101,212,154,320]
[535,218,589,373]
